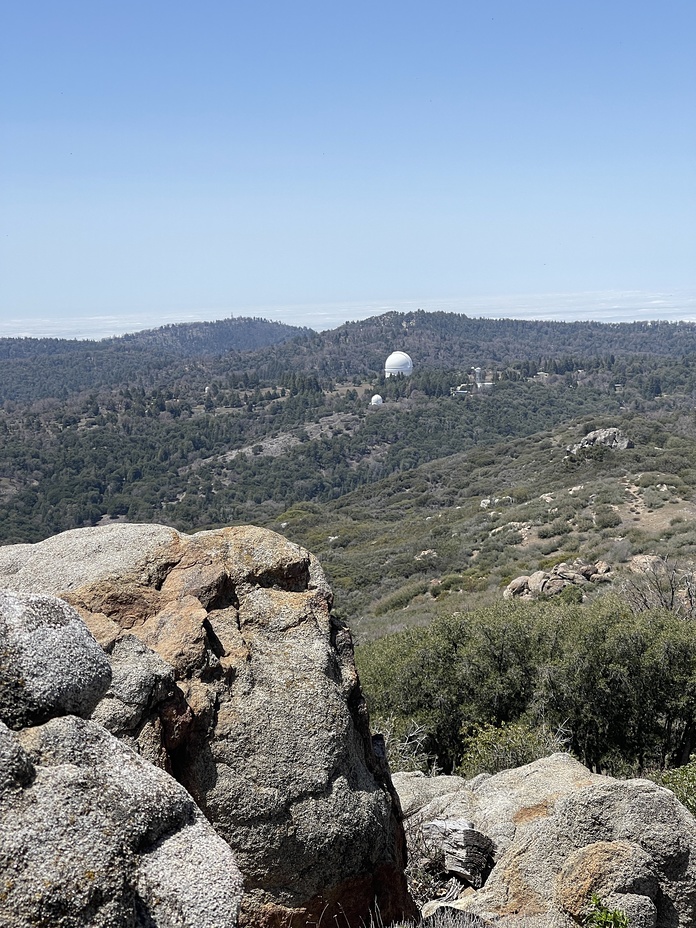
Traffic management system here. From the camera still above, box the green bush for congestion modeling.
[373,581,430,615]
[457,720,568,778]
[652,756,696,815]
[584,894,629,928]
[357,597,696,774]
[594,507,622,529]
[559,584,584,604]
[538,520,573,538]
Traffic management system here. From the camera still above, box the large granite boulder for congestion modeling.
[0,523,415,927]
[0,590,243,928]
[394,754,696,927]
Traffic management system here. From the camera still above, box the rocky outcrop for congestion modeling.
[394,753,696,927]
[0,523,416,927]
[0,591,243,928]
[504,559,611,600]
[566,427,633,456]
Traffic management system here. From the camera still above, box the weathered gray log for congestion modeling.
[423,818,495,889]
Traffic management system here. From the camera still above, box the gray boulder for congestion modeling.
[0,523,416,927]
[566,427,633,456]
[0,591,112,729]
[0,716,243,928]
[394,754,696,927]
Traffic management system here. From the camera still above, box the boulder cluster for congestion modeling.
[0,589,243,928]
[395,753,696,927]
[0,524,416,928]
[504,559,612,600]
[565,427,633,457]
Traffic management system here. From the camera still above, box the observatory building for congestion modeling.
[370,394,383,406]
[385,351,413,377]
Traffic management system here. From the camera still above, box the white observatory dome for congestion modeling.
[385,351,413,377]
[370,394,383,406]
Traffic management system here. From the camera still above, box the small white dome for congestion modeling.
[385,351,413,377]
[370,394,383,406]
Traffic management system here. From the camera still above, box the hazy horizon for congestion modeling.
[2,288,696,341]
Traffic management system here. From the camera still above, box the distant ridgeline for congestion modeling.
[0,316,308,359]
[267,312,696,381]
[2,311,696,403]
[0,317,308,404]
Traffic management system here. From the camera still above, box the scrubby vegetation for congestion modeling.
[5,311,696,640]
[357,596,696,776]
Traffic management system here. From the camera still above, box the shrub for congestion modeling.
[538,521,564,538]
[594,507,622,529]
[372,714,437,774]
[457,720,569,778]
[559,584,584,605]
[652,756,696,815]
[358,596,696,775]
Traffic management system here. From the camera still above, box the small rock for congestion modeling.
[0,591,111,730]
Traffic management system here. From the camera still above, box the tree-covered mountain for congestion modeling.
[0,316,308,404]
[4,309,696,640]
[4,309,696,405]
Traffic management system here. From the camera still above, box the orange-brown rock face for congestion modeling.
[0,523,416,926]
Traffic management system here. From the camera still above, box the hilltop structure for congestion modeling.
[385,351,413,377]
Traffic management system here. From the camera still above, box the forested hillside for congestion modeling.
[0,315,307,404]
[6,309,696,787]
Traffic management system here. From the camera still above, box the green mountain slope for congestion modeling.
[3,310,696,643]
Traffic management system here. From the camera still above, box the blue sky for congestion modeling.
[1,1,694,337]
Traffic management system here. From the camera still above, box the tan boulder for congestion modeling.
[394,754,696,927]
[527,571,550,595]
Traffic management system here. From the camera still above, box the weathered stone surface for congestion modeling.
[556,841,659,928]
[393,770,470,819]
[0,716,243,928]
[0,591,112,729]
[422,818,495,888]
[543,578,568,596]
[0,720,33,794]
[503,576,529,600]
[90,633,191,769]
[0,523,415,927]
[395,754,696,927]
[566,427,633,456]
[527,571,549,595]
